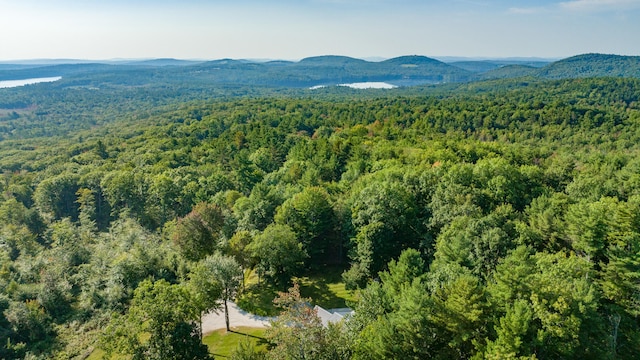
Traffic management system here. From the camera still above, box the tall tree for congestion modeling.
[226,230,255,288]
[274,186,338,267]
[347,180,419,285]
[33,173,80,221]
[205,253,243,332]
[188,259,223,340]
[172,202,225,261]
[249,224,307,288]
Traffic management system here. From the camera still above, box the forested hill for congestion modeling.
[0,55,470,86]
[1,53,639,90]
[2,77,640,358]
[476,65,538,80]
[537,53,640,79]
[475,54,640,80]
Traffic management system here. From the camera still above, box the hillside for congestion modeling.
[0,54,471,88]
[537,53,640,79]
[377,55,470,83]
[124,58,204,67]
[0,63,115,81]
[450,60,550,73]
[296,55,369,66]
[449,61,502,73]
[476,64,538,80]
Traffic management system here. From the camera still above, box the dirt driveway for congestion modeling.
[202,302,273,334]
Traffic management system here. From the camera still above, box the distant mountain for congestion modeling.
[297,55,368,66]
[0,63,115,81]
[124,58,203,67]
[477,65,538,80]
[265,60,296,66]
[453,54,640,81]
[381,55,447,66]
[0,59,100,65]
[436,56,558,62]
[201,58,248,66]
[450,61,502,73]
[451,60,550,74]
[0,64,43,71]
[289,55,471,85]
[182,55,471,87]
[537,54,640,79]
[374,55,470,83]
[1,53,639,89]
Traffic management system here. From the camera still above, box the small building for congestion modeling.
[314,305,354,327]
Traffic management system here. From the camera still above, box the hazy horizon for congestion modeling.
[0,54,566,64]
[1,0,639,61]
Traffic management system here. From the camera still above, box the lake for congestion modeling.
[0,76,62,89]
[310,82,398,90]
[339,82,397,89]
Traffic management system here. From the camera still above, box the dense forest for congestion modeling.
[1,73,640,359]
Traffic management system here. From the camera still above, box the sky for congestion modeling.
[0,0,639,61]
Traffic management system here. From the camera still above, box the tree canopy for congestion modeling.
[2,76,640,358]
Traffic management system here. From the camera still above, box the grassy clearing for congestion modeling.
[204,327,268,358]
[85,348,107,360]
[87,328,268,360]
[236,270,279,316]
[85,348,128,360]
[296,267,357,309]
[237,266,356,316]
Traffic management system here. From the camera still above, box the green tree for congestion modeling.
[266,283,334,360]
[4,299,53,347]
[565,199,613,262]
[487,247,607,359]
[231,337,267,360]
[226,230,255,289]
[347,180,420,285]
[352,251,441,359]
[100,170,148,223]
[379,248,426,300]
[207,253,243,332]
[249,224,307,288]
[233,182,284,232]
[188,259,223,339]
[430,265,487,358]
[76,187,97,232]
[33,173,80,221]
[102,279,210,360]
[483,300,535,359]
[431,205,518,277]
[274,186,338,267]
[520,192,569,252]
[172,202,225,261]
[149,172,182,225]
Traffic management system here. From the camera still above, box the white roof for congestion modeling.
[314,305,353,327]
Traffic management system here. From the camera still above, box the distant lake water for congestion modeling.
[339,82,397,89]
[0,76,62,89]
[310,82,398,90]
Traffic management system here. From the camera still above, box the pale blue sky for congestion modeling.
[0,0,638,60]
